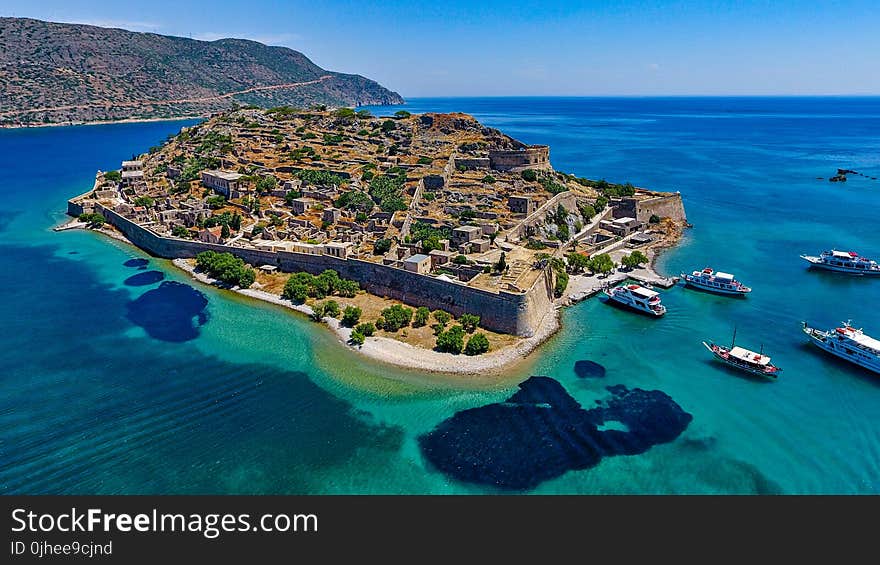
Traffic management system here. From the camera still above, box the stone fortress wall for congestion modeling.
[488,145,551,172]
[75,200,555,337]
[613,193,687,223]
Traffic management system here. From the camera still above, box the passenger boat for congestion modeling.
[800,250,880,275]
[802,321,880,375]
[681,267,751,296]
[702,328,781,379]
[603,284,666,317]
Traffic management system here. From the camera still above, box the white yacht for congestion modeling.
[800,250,880,275]
[604,284,666,317]
[802,321,880,375]
[681,267,751,296]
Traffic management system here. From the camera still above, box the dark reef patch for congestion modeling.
[0,210,20,233]
[418,376,692,491]
[123,258,149,268]
[126,281,208,342]
[124,270,165,286]
[574,359,607,379]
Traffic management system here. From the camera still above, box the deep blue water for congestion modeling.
[2,98,880,493]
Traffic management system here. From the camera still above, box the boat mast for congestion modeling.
[731,326,737,348]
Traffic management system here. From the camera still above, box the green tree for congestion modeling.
[230,213,242,231]
[104,170,122,182]
[566,252,590,273]
[459,313,481,333]
[482,174,496,184]
[133,196,154,207]
[394,110,411,119]
[381,119,397,132]
[220,223,230,239]
[579,204,597,221]
[649,214,661,224]
[334,107,356,119]
[195,251,255,288]
[587,253,616,276]
[436,325,466,354]
[282,272,314,302]
[413,307,431,328]
[336,279,360,298]
[341,305,362,327]
[464,333,490,356]
[453,254,469,265]
[172,225,190,238]
[621,250,649,270]
[356,109,373,119]
[355,322,376,337]
[380,304,413,332]
[494,252,507,273]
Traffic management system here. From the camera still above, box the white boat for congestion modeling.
[800,250,880,275]
[681,267,751,296]
[802,321,880,375]
[603,284,666,317]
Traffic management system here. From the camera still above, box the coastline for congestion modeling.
[65,220,682,377]
[171,258,560,376]
[1,115,205,130]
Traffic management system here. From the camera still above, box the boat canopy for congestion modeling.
[729,346,771,365]
[628,285,659,298]
[840,327,880,353]
[831,250,856,258]
[715,272,734,281]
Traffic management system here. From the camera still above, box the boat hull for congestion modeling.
[604,294,665,317]
[803,326,880,375]
[682,278,751,296]
[800,255,880,275]
[702,342,779,379]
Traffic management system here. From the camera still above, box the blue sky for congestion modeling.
[3,0,879,96]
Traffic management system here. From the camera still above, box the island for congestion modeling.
[65,106,687,374]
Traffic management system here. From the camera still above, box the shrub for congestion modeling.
[433,310,451,327]
[649,214,661,224]
[349,330,365,346]
[374,238,392,255]
[380,304,413,332]
[104,170,122,182]
[381,119,397,132]
[342,305,362,327]
[311,302,325,321]
[323,300,340,318]
[394,110,411,119]
[334,107,356,119]
[459,313,481,333]
[355,322,375,337]
[521,169,538,182]
[417,156,433,165]
[464,333,490,356]
[336,279,360,298]
[453,254,469,265]
[133,196,154,207]
[554,270,569,297]
[413,307,431,328]
[481,174,497,184]
[195,251,255,288]
[436,325,466,354]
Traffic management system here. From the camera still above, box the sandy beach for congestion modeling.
[172,258,561,376]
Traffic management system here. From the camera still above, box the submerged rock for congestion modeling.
[124,258,149,268]
[126,281,208,342]
[124,270,165,286]
[574,359,607,379]
[418,377,692,491]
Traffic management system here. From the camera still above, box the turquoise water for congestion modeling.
[3,98,880,494]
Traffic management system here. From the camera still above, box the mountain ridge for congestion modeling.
[0,17,404,126]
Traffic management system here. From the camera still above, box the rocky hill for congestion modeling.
[0,17,404,126]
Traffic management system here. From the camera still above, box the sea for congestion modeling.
[2,97,879,494]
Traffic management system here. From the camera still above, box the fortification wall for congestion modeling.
[489,145,551,172]
[636,193,687,223]
[506,191,582,241]
[452,157,490,170]
[92,204,553,336]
